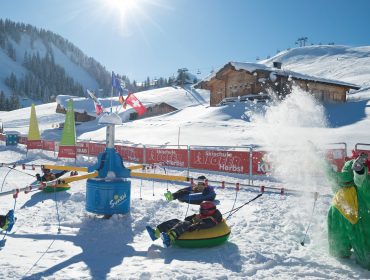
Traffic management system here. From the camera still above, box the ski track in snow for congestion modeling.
[0,148,369,279]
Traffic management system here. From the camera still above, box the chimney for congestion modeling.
[273,61,282,69]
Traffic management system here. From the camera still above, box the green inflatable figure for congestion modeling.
[327,152,370,269]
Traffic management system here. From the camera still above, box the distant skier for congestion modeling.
[146,201,222,247]
[327,152,370,269]
[164,175,210,201]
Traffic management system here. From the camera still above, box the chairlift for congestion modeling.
[197,69,201,75]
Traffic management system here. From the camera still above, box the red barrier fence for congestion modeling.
[189,149,249,174]
[146,147,188,167]
[42,140,56,152]
[27,140,43,150]
[115,145,144,163]
[0,132,354,177]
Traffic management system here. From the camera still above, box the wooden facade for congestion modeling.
[196,63,360,106]
[129,102,177,120]
[56,104,95,122]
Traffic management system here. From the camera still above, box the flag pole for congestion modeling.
[111,72,113,113]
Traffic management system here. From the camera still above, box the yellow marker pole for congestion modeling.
[42,164,88,172]
[43,164,143,172]
[58,171,99,184]
[131,172,189,182]
[128,165,145,170]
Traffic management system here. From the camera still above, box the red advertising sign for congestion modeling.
[27,140,43,150]
[76,142,90,155]
[189,149,249,174]
[325,148,347,172]
[42,140,55,151]
[251,151,272,175]
[88,143,105,156]
[0,134,5,141]
[58,146,76,158]
[146,148,188,167]
[115,145,144,163]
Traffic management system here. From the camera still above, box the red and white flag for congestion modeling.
[87,89,104,116]
[125,93,146,116]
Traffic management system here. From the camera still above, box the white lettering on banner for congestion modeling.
[194,151,243,167]
[110,193,127,208]
[156,150,176,155]
[205,151,232,157]
[148,150,185,167]
[165,160,185,167]
[219,164,243,172]
[257,160,271,173]
[127,155,139,162]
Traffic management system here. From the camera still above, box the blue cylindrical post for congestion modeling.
[86,123,131,215]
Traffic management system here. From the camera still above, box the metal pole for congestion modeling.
[249,146,253,185]
[177,127,181,148]
[187,145,190,177]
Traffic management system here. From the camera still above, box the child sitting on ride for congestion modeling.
[36,167,68,182]
[0,210,15,231]
[164,175,210,201]
[146,201,222,247]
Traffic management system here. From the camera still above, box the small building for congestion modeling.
[56,104,96,122]
[128,102,178,121]
[196,62,361,106]
[56,101,178,122]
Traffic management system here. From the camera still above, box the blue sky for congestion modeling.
[1,0,370,82]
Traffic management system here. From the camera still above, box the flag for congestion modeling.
[125,93,147,116]
[87,89,104,116]
[112,71,119,89]
[112,71,125,93]
[95,103,104,115]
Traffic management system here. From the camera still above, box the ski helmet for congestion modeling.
[42,168,51,173]
[200,201,216,216]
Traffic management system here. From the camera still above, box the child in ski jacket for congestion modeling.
[146,201,222,247]
[36,168,67,182]
[165,175,209,201]
[0,210,15,231]
[327,153,370,269]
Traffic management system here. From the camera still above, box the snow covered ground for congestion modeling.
[1,88,370,279]
[0,146,369,280]
[1,45,370,279]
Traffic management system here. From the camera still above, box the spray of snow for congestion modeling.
[248,87,330,192]
[246,88,337,251]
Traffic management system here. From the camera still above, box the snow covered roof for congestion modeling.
[56,86,210,119]
[201,61,360,89]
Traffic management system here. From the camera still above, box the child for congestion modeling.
[146,201,222,247]
[165,175,209,201]
[0,210,15,231]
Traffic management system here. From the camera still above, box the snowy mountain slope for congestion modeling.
[261,45,370,87]
[0,33,99,98]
